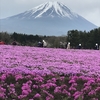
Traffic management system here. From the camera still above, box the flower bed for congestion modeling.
[0,45,100,99]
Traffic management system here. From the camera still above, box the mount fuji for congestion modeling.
[0,1,98,36]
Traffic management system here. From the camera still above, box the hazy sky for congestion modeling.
[0,0,100,27]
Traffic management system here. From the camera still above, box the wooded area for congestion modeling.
[0,27,100,49]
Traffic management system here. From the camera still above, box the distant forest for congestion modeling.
[0,27,100,49]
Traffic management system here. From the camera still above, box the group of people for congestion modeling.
[38,40,47,47]
[66,42,100,50]
[0,40,18,46]
[0,39,99,50]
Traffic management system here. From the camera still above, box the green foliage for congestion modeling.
[67,27,100,49]
[0,27,100,48]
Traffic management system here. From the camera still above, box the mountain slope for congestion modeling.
[0,1,98,36]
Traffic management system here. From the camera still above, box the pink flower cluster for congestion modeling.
[0,73,100,99]
[0,45,100,76]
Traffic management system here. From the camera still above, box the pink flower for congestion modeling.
[74,94,81,100]
[46,96,51,100]
[51,78,56,83]
[10,84,15,88]
[88,90,96,96]
[22,83,30,90]
[62,89,71,96]
[61,84,67,89]
[26,80,32,85]
[15,74,23,81]
[18,94,27,99]
[69,79,75,84]
[0,86,6,93]
[0,74,6,81]
[82,86,91,92]
[34,93,41,98]
[60,76,65,81]
[22,90,29,95]
[73,91,82,97]
[95,87,100,92]
[33,85,39,89]
[43,90,54,99]
[69,86,76,91]
[0,93,5,99]
[54,87,61,93]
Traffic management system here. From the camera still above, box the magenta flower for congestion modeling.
[0,93,5,99]
[32,85,39,89]
[15,74,23,81]
[69,79,76,84]
[54,86,61,93]
[0,74,6,81]
[18,94,27,99]
[34,93,41,98]
[82,86,91,92]
[62,89,71,96]
[73,91,82,97]
[43,90,54,99]
[10,84,15,88]
[74,94,81,100]
[95,87,100,92]
[46,96,51,100]
[88,90,96,96]
[51,78,56,83]
[22,90,29,95]
[22,83,30,90]
[69,86,76,91]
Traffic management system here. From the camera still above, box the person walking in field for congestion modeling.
[43,40,47,47]
[95,43,99,50]
[78,44,81,49]
[12,41,17,45]
[66,42,70,49]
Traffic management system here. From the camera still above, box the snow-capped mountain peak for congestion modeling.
[0,1,97,36]
[23,1,78,19]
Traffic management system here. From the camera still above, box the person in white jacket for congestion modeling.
[67,42,70,49]
[43,40,47,47]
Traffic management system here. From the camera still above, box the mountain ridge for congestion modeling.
[0,1,98,36]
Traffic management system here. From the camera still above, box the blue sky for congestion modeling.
[0,0,100,26]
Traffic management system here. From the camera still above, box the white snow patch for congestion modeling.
[21,1,79,19]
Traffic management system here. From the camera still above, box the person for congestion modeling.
[66,42,70,49]
[95,43,99,50]
[12,41,17,45]
[43,40,47,47]
[38,41,43,47]
[78,44,81,49]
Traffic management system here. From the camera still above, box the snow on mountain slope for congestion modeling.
[0,1,98,36]
[8,1,78,19]
[31,1,77,18]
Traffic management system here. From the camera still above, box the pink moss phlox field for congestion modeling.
[0,45,100,99]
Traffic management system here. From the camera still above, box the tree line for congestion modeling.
[67,27,100,49]
[0,27,100,49]
[0,32,67,47]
